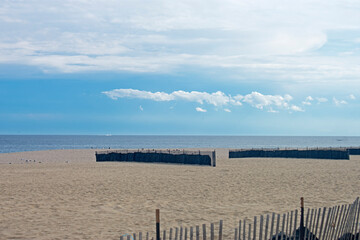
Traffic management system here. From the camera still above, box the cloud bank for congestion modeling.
[103,89,304,112]
[1,0,360,85]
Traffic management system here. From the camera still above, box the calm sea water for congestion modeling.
[1,135,360,153]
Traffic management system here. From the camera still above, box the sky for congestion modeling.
[0,0,360,135]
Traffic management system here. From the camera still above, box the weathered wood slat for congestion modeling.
[184,228,187,240]
[324,206,335,240]
[294,210,298,240]
[219,220,223,240]
[289,211,293,240]
[334,205,344,240]
[196,226,200,240]
[175,227,179,240]
[329,205,338,240]
[305,208,310,239]
[234,228,238,240]
[134,233,137,240]
[322,207,332,240]
[339,205,350,238]
[248,223,251,240]
[146,232,149,240]
[253,216,257,240]
[264,215,269,240]
[318,207,327,240]
[281,214,285,240]
[270,213,275,240]
[308,209,314,240]
[210,223,214,240]
[259,215,263,240]
[170,228,173,240]
[140,232,143,240]
[329,205,339,240]
[311,208,317,240]
[345,202,356,240]
[202,224,206,240]
[353,198,360,235]
[238,220,241,240]
[275,214,280,240]
[243,220,246,240]
[190,227,193,240]
[314,208,321,240]
[163,230,166,240]
[180,227,183,240]
[285,212,289,237]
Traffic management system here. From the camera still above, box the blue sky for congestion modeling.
[0,0,360,135]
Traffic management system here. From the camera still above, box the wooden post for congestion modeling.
[156,209,161,240]
[300,197,305,240]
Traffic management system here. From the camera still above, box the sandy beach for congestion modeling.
[0,149,359,240]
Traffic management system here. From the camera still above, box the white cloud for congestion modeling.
[349,94,356,100]
[139,105,143,111]
[305,96,314,101]
[242,92,296,110]
[267,108,279,113]
[195,107,207,112]
[333,97,348,106]
[316,97,328,103]
[0,0,360,86]
[103,89,241,107]
[104,89,305,113]
[302,96,314,105]
[290,105,304,112]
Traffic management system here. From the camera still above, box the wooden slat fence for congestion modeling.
[122,198,360,240]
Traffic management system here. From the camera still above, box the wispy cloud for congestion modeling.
[195,107,207,112]
[302,96,314,105]
[139,105,143,111]
[316,97,328,104]
[349,94,356,100]
[333,97,347,106]
[224,108,231,113]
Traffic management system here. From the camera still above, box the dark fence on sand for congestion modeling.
[347,148,360,155]
[121,197,360,240]
[95,149,216,167]
[229,148,350,160]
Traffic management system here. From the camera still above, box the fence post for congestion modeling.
[156,209,160,240]
[300,198,305,240]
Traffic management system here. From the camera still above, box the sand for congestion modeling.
[0,149,359,240]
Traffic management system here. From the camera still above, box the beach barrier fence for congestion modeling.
[122,197,360,240]
[229,148,350,160]
[96,149,216,167]
[347,148,360,155]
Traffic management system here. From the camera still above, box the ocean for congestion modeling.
[1,135,360,153]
